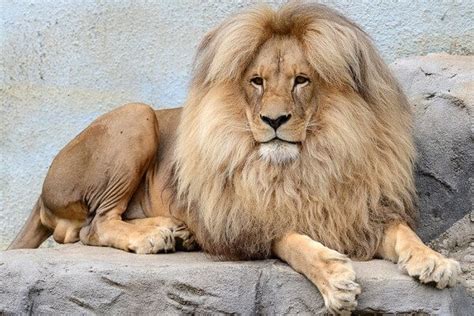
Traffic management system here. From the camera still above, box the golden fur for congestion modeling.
[174,3,416,260]
[9,3,460,314]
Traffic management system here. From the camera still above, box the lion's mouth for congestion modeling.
[258,138,301,163]
[260,137,301,145]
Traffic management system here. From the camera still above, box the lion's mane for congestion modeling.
[173,3,416,260]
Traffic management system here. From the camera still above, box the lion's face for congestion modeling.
[242,37,317,164]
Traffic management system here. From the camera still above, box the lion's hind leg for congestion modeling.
[378,222,460,289]
[126,217,198,251]
[35,197,87,245]
[38,103,173,255]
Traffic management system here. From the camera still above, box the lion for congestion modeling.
[8,3,460,314]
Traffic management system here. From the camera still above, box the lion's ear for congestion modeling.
[348,37,387,102]
[348,39,377,102]
[191,29,218,88]
[350,37,405,107]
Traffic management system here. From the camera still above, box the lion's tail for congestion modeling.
[7,198,52,250]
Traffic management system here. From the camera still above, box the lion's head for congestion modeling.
[243,36,316,164]
[173,3,416,260]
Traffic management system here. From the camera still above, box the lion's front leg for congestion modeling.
[377,222,460,289]
[81,208,177,255]
[273,233,361,315]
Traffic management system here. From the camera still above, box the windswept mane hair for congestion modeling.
[192,2,405,108]
[173,2,416,260]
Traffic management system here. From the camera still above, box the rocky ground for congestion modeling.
[34,212,474,297]
[1,245,472,315]
[429,213,474,296]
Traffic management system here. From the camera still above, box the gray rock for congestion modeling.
[391,53,474,242]
[430,213,474,296]
[0,245,472,315]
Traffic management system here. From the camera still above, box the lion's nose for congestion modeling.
[260,114,292,130]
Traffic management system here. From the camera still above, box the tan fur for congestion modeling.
[174,2,416,260]
[377,223,460,289]
[8,104,196,254]
[9,3,460,314]
[273,233,361,314]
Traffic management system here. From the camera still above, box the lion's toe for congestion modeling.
[401,249,460,289]
[324,284,360,315]
[129,227,176,254]
[432,258,460,289]
[173,227,198,251]
[319,259,360,315]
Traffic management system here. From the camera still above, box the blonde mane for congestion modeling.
[173,3,416,260]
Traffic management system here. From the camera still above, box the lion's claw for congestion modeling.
[313,250,361,315]
[399,248,460,289]
[173,227,198,251]
[325,276,361,315]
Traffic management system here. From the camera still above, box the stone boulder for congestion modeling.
[390,53,473,241]
[0,245,471,315]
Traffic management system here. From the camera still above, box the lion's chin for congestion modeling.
[258,140,300,164]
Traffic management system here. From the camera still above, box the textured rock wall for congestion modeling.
[391,54,473,241]
[1,1,473,247]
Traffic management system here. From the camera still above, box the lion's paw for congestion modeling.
[315,251,361,315]
[173,225,198,251]
[399,247,460,289]
[128,227,175,254]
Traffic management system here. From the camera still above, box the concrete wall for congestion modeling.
[1,0,473,248]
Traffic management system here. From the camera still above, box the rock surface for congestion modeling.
[0,245,472,315]
[391,53,473,242]
[430,213,474,296]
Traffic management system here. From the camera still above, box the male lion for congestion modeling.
[9,3,460,314]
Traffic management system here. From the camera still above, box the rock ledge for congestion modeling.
[1,245,471,315]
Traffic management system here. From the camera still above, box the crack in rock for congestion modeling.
[417,168,455,193]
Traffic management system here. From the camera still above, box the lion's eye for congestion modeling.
[250,77,264,87]
[294,76,309,86]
